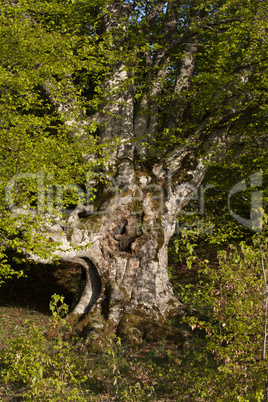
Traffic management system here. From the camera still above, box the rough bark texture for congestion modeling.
[45,171,204,348]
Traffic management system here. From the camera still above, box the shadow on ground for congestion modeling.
[0,261,81,315]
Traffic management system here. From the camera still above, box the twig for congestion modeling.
[261,246,268,401]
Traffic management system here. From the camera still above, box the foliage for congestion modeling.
[0,294,87,400]
[0,0,267,282]
[0,0,112,283]
[0,0,268,397]
[0,296,156,401]
[172,224,268,400]
[1,243,268,402]
[124,0,268,158]
[105,334,155,401]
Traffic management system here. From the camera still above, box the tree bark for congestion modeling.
[46,169,204,348]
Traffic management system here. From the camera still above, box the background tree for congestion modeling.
[0,0,267,347]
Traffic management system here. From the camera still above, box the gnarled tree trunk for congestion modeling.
[45,146,208,348]
[31,1,256,347]
[48,177,202,348]
[40,2,222,348]
[2,0,266,350]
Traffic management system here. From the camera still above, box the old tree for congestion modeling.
[0,0,267,347]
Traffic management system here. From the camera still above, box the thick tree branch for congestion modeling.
[43,79,90,140]
[145,0,168,26]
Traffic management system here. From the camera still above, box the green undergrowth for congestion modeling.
[168,219,268,401]
[0,295,185,401]
[1,224,268,400]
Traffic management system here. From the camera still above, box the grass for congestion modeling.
[0,306,50,350]
[0,312,186,401]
